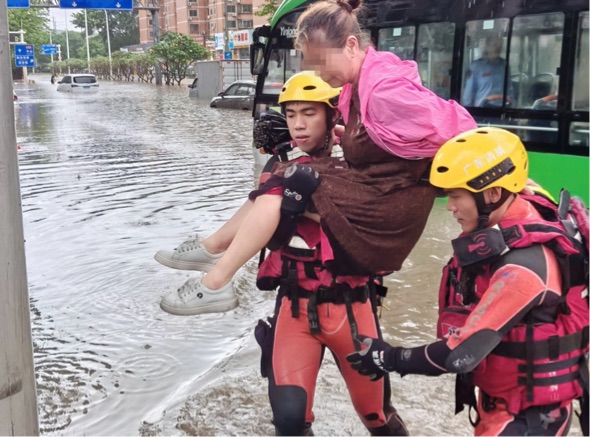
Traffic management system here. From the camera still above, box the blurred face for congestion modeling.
[300,36,360,88]
[284,101,328,154]
[485,38,502,61]
[445,189,479,233]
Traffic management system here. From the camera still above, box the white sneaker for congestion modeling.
[160,277,239,316]
[154,237,224,272]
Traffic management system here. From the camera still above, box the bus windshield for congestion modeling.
[261,12,303,95]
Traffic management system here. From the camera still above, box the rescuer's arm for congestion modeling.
[348,245,555,379]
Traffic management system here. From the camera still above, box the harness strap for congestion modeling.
[492,327,588,360]
[287,259,299,318]
[517,355,582,374]
[342,291,361,352]
[285,284,369,335]
[295,284,370,305]
[525,320,535,402]
[307,292,320,334]
[367,276,388,310]
[518,370,581,387]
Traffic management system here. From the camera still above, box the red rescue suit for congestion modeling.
[253,148,408,435]
[437,195,589,435]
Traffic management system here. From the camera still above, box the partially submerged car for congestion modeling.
[210,80,255,110]
[57,74,99,93]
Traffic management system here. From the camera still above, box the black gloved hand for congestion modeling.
[346,335,396,381]
[281,163,320,215]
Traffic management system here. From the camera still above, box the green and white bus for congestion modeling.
[250,0,589,202]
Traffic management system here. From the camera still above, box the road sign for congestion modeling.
[14,44,35,68]
[59,0,132,10]
[41,44,59,55]
[8,0,30,8]
[228,41,234,50]
[224,51,232,60]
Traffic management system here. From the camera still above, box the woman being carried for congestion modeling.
[156,0,476,315]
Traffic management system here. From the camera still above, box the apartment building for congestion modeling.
[138,0,267,57]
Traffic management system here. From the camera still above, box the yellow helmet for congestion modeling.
[430,127,529,194]
[278,71,341,108]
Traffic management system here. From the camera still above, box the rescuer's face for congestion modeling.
[285,101,329,154]
[446,189,479,233]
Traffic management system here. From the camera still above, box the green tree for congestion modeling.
[8,4,49,59]
[255,0,281,22]
[149,32,209,85]
[51,30,87,63]
[71,10,139,52]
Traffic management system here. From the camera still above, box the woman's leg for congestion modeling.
[202,194,282,290]
[201,199,254,254]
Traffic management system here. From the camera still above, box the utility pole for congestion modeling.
[151,8,162,85]
[0,1,40,435]
[14,29,28,82]
[104,10,113,79]
[84,9,91,72]
[65,10,71,74]
[223,0,229,58]
[49,23,54,66]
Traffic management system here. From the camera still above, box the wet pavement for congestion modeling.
[12,75,582,436]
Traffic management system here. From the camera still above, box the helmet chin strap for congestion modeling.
[308,133,331,157]
[473,190,513,230]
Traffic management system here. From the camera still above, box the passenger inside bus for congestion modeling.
[462,35,513,107]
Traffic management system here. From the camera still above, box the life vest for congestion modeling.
[437,192,589,415]
[257,217,370,294]
[256,145,384,333]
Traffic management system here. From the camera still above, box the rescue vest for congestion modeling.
[437,193,589,415]
[257,217,382,334]
[256,146,384,333]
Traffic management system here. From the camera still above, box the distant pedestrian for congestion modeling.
[51,74,57,85]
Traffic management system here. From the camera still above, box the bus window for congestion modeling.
[572,11,589,112]
[570,122,589,147]
[510,13,564,110]
[416,22,455,99]
[263,48,301,94]
[377,26,415,60]
[461,18,510,108]
[570,11,589,148]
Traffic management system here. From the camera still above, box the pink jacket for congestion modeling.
[339,47,477,159]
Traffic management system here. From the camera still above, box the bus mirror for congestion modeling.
[253,25,271,42]
[250,42,265,76]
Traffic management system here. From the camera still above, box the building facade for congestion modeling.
[138,0,268,58]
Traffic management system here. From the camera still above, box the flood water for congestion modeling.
[12,76,581,436]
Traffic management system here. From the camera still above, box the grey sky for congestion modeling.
[49,8,76,31]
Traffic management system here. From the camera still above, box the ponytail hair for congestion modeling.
[295,0,372,51]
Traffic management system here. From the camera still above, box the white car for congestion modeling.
[56,74,99,93]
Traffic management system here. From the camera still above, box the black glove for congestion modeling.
[281,163,320,215]
[346,335,396,381]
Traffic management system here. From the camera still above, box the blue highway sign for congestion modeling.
[8,0,30,8]
[14,44,36,68]
[59,0,132,10]
[41,44,59,55]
